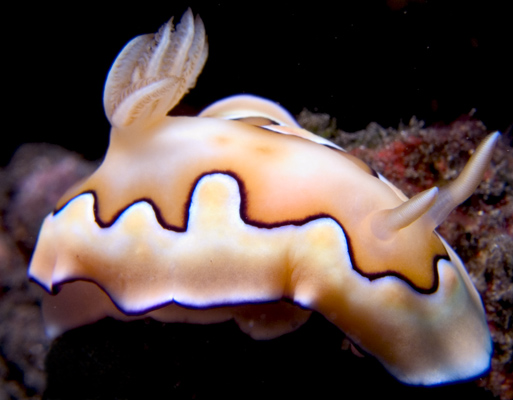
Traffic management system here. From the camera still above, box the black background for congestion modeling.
[7,0,511,165]
[5,2,509,398]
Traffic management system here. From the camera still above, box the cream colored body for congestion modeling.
[28,10,495,386]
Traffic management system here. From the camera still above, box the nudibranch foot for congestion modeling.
[40,279,312,341]
[28,10,496,388]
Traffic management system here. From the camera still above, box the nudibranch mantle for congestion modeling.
[29,9,496,386]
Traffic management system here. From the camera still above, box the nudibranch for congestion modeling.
[29,9,497,386]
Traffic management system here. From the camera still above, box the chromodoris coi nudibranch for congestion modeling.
[28,9,497,386]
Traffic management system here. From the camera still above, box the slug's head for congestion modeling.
[353,132,499,293]
[308,132,499,385]
[360,132,499,292]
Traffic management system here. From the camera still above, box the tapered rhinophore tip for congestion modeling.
[426,131,500,228]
